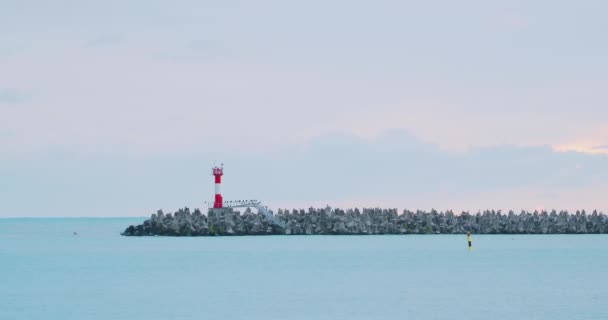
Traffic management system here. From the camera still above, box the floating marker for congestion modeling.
[467,231,472,250]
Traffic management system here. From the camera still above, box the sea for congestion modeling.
[1,218,607,320]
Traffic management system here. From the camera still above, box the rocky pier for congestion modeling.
[121,207,608,236]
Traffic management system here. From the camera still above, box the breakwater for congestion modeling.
[121,207,608,236]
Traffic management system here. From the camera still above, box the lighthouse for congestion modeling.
[212,165,224,208]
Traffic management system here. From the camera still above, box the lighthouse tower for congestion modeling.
[212,165,224,208]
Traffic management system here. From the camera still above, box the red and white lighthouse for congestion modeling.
[212,165,224,208]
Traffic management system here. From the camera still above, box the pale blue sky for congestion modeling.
[1,1,607,216]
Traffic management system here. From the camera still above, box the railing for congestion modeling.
[218,200,287,230]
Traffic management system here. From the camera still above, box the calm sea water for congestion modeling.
[1,218,607,320]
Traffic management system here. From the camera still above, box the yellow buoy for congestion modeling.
[467,231,472,250]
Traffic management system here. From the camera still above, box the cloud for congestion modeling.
[0,89,29,104]
[554,141,608,155]
[2,130,607,216]
[495,12,530,29]
[83,35,123,48]
[1,20,607,155]
[163,39,236,62]
[552,126,608,155]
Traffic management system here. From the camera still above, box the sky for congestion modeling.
[1,0,607,217]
